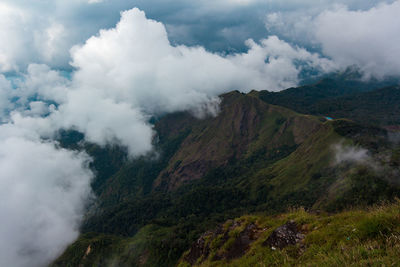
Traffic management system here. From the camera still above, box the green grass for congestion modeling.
[179,200,400,267]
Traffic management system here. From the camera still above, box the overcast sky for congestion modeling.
[0,0,397,71]
[0,1,399,266]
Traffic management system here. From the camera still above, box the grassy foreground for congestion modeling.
[178,200,400,267]
[54,200,400,266]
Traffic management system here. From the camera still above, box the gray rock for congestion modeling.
[263,220,304,249]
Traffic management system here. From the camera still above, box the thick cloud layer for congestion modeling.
[0,0,394,72]
[46,8,333,155]
[0,124,93,267]
[265,0,400,78]
[2,8,334,157]
[0,65,92,267]
[314,1,400,78]
[71,8,333,104]
[0,2,70,72]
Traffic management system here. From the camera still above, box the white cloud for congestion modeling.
[0,0,394,73]
[0,3,29,72]
[35,23,67,63]
[334,143,370,165]
[0,124,93,267]
[0,64,93,267]
[265,0,400,78]
[53,90,155,157]
[48,8,333,156]
[314,1,400,78]
[14,64,70,105]
[0,3,71,72]
[265,11,317,48]
[3,7,336,158]
[70,7,333,103]
[0,64,69,123]
[23,101,52,117]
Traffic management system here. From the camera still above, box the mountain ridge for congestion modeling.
[52,77,400,266]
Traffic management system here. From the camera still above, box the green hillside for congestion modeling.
[53,82,400,266]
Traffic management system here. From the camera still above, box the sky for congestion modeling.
[0,0,399,266]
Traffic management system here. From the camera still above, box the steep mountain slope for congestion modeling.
[154,91,321,191]
[53,85,400,266]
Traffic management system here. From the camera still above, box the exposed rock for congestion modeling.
[183,220,262,265]
[224,223,260,260]
[263,220,304,249]
[183,230,214,265]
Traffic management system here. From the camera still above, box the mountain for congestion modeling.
[52,78,400,266]
[154,91,321,191]
[258,76,400,126]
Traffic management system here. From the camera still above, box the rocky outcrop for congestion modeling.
[223,223,259,260]
[183,220,262,265]
[263,220,304,249]
[183,230,214,265]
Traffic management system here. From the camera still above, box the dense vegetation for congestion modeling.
[53,76,400,266]
[258,74,400,126]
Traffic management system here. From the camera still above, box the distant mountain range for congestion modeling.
[258,73,400,126]
[52,75,400,266]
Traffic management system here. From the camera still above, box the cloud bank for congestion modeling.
[0,124,93,267]
[314,1,400,78]
[3,8,334,157]
[1,0,395,75]
[61,8,334,153]
[0,2,71,72]
[265,0,400,78]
